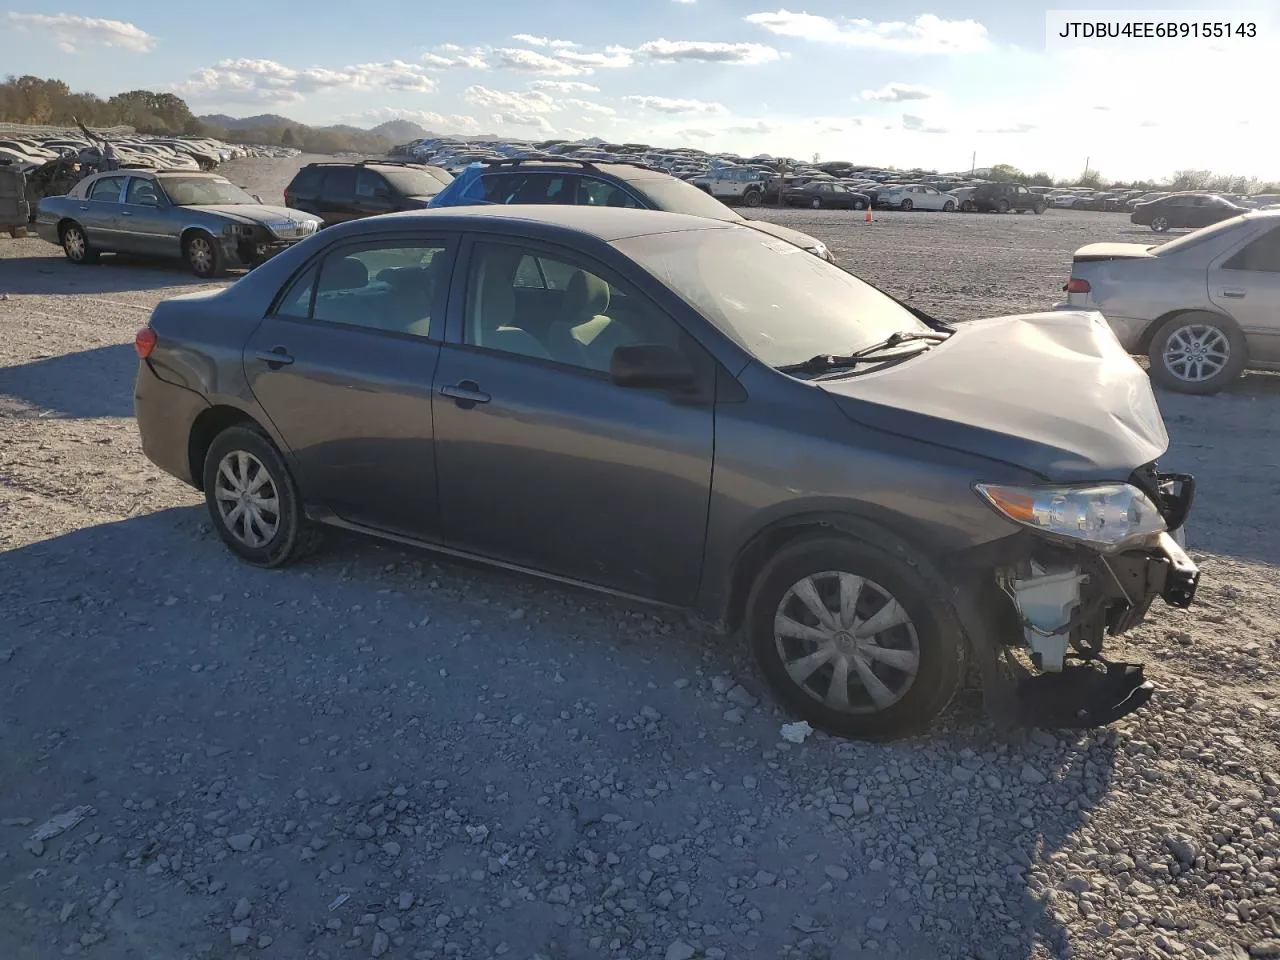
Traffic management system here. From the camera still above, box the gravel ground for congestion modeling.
[1,156,1279,960]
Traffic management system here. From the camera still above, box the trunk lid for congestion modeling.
[1072,242,1154,262]
[817,310,1168,482]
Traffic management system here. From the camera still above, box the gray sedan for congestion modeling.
[1057,209,1280,393]
[133,205,1199,739]
[34,170,321,278]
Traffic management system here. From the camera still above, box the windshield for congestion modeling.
[630,176,744,223]
[378,166,451,196]
[160,175,256,206]
[615,226,930,369]
[1153,215,1251,256]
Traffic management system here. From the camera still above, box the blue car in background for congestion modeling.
[429,158,836,262]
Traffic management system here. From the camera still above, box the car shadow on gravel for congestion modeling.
[0,507,1122,960]
[0,255,226,295]
[0,343,136,418]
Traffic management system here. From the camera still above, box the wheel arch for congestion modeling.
[188,404,265,492]
[56,217,81,240]
[718,509,943,635]
[1136,307,1245,359]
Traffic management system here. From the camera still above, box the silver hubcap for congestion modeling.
[811,199,820,208]
[1153,217,1168,231]
[774,572,920,714]
[214,451,280,548]
[189,238,214,274]
[65,229,84,259]
[1164,324,1230,382]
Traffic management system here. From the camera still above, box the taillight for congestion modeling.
[135,327,157,358]
[1064,278,1091,294]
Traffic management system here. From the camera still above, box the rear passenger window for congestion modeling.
[88,177,125,201]
[322,168,357,197]
[580,180,641,207]
[273,243,451,338]
[356,169,386,198]
[1225,227,1280,273]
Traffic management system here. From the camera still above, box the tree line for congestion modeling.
[0,75,392,154]
[985,163,1278,195]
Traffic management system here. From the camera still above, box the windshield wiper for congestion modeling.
[776,330,950,375]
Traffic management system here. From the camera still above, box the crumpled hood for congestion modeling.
[188,204,321,229]
[739,218,825,252]
[819,310,1169,482]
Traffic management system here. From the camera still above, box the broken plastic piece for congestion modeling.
[780,721,813,744]
[29,805,92,844]
[1015,662,1154,728]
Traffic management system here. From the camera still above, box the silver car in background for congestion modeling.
[1056,210,1280,394]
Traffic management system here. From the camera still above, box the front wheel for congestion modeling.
[743,190,763,208]
[746,536,964,740]
[202,425,322,567]
[1147,314,1247,395]
[943,200,956,212]
[852,199,866,210]
[900,199,913,211]
[184,231,225,279]
[997,199,1011,213]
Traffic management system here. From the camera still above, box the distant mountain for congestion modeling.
[369,119,430,142]
[199,113,299,131]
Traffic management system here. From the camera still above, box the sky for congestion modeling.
[2,1,1278,181]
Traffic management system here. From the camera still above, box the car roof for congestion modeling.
[476,160,672,182]
[334,204,736,242]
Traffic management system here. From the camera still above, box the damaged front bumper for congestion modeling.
[954,470,1199,730]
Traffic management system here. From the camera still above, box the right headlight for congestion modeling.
[974,482,1166,553]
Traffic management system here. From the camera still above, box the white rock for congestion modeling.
[780,721,813,744]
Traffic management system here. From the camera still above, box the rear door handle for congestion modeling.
[78,204,90,211]
[439,380,490,405]
[1220,289,1246,299]
[253,347,294,368]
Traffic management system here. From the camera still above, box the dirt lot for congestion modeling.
[1,156,1278,960]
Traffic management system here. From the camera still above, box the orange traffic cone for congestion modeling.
[864,206,873,223]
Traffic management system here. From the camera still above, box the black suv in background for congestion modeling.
[283,160,454,226]
[971,181,1047,214]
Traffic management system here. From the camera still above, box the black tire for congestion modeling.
[960,200,974,213]
[184,231,225,279]
[745,535,965,740]
[810,197,821,209]
[202,424,321,568]
[996,199,1011,214]
[943,200,956,212]
[853,199,866,210]
[1034,203,1047,214]
[60,222,99,264]
[1150,216,1170,233]
[744,190,763,208]
[1146,313,1247,395]
[900,199,913,211]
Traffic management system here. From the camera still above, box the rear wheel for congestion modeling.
[746,536,964,740]
[744,190,763,208]
[1151,216,1170,232]
[810,197,822,209]
[997,199,1011,213]
[202,425,321,567]
[60,222,99,264]
[853,199,866,210]
[1147,313,1247,395]
[900,198,913,211]
[1034,203,1047,214]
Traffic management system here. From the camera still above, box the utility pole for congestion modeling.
[1083,156,1090,179]
[970,151,976,175]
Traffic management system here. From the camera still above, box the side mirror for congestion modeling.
[609,344,696,389]
[252,193,263,203]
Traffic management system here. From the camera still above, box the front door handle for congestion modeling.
[439,380,490,406]
[1221,289,1246,299]
[253,347,294,369]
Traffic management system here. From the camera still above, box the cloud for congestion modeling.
[420,50,488,69]
[1092,105,1110,111]
[5,12,155,53]
[634,38,781,64]
[744,11,991,54]
[726,120,774,134]
[488,47,591,76]
[860,82,935,102]
[979,121,1037,134]
[341,107,480,132]
[176,58,437,103]
[622,95,726,114]
[530,80,600,93]
[678,128,715,139]
[565,98,617,116]
[555,46,635,69]
[672,0,697,4]
[464,85,558,114]
[491,112,554,132]
[901,113,948,134]
[511,34,578,48]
